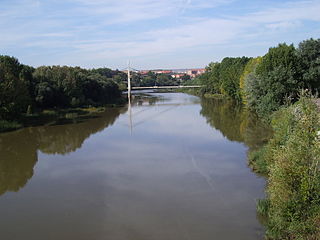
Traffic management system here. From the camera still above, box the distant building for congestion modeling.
[171,74,185,79]
[153,70,173,74]
[139,70,173,75]
[138,68,205,78]
[186,68,206,78]
[139,70,150,75]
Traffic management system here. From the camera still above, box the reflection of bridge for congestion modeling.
[123,62,202,134]
[127,101,199,134]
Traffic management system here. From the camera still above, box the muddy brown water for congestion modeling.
[0,92,270,240]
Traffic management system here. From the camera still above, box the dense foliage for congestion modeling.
[201,38,320,118]
[251,96,320,239]
[32,66,121,108]
[0,56,123,124]
[297,39,320,93]
[0,56,31,120]
[200,57,250,101]
[248,44,302,117]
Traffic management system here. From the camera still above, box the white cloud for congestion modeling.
[266,21,302,30]
[68,0,233,25]
[57,17,246,63]
[241,0,320,23]
[1,0,320,67]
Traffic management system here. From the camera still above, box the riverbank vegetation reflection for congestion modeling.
[0,107,125,196]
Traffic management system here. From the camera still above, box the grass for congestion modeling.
[203,93,226,99]
[257,198,270,217]
[248,147,269,175]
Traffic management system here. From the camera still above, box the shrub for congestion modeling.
[253,96,320,239]
[248,147,268,175]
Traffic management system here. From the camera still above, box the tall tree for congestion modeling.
[0,56,30,119]
[296,38,320,93]
[240,57,262,105]
[253,43,302,116]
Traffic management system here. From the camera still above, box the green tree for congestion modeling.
[220,57,251,101]
[156,74,174,86]
[200,62,221,94]
[239,57,262,104]
[253,43,302,116]
[33,66,121,108]
[296,38,320,93]
[200,57,250,101]
[0,56,30,119]
[141,76,156,86]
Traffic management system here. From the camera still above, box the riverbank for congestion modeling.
[0,107,103,133]
[194,38,320,239]
[249,96,320,239]
[0,97,127,133]
[189,82,320,239]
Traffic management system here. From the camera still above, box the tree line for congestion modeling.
[250,95,320,240]
[0,56,127,121]
[199,38,320,117]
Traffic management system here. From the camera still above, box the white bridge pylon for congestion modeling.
[125,62,201,98]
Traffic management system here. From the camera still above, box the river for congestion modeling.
[0,92,270,240]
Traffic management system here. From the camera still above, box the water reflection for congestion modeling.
[38,109,125,155]
[0,93,267,240]
[200,98,272,151]
[0,107,125,196]
[0,130,38,196]
[0,96,268,197]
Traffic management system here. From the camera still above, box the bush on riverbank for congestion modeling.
[248,146,269,175]
[252,96,320,239]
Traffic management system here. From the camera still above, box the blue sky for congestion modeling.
[1,0,320,69]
